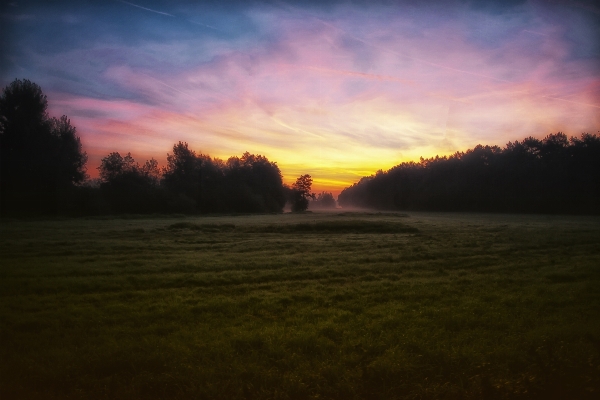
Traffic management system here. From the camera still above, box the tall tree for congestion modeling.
[291,174,315,212]
[97,152,163,214]
[0,79,87,215]
[162,141,201,205]
[222,152,286,212]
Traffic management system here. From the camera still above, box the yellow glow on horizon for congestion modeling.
[78,91,595,197]
[57,24,599,200]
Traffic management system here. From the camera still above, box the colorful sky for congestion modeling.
[2,0,599,195]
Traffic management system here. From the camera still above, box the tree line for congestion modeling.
[1,79,336,216]
[5,78,597,216]
[338,132,600,214]
[91,145,286,214]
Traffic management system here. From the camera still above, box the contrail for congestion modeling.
[140,73,198,101]
[116,0,223,32]
[188,20,222,32]
[522,29,547,36]
[271,117,325,140]
[541,95,600,109]
[116,0,174,17]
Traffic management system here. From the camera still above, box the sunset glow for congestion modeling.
[3,0,599,195]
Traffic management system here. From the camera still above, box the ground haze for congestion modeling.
[1,212,599,399]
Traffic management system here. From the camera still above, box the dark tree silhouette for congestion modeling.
[161,142,286,213]
[312,191,337,209]
[338,132,600,215]
[290,174,315,212]
[162,141,225,212]
[221,152,286,213]
[0,79,87,215]
[97,152,164,214]
[162,142,201,203]
[98,152,138,182]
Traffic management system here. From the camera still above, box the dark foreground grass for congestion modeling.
[1,211,599,399]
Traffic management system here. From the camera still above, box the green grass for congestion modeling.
[1,211,599,399]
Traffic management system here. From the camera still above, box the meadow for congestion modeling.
[1,211,599,399]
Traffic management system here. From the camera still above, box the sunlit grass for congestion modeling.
[1,212,599,399]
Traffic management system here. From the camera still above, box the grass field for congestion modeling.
[1,211,599,399]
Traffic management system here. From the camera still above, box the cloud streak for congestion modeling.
[116,0,174,17]
[3,1,599,195]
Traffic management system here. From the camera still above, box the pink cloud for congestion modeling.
[44,4,599,193]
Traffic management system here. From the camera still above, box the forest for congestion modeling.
[1,78,599,217]
[0,79,324,216]
[339,132,600,214]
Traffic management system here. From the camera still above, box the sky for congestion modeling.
[2,0,599,195]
